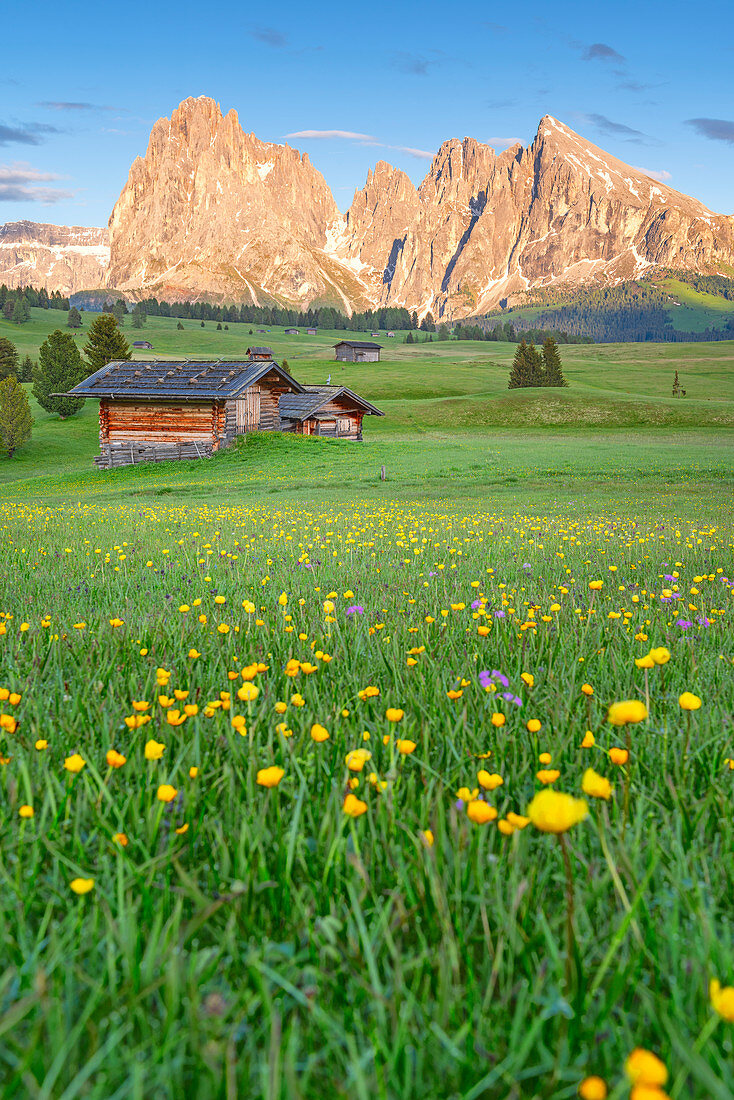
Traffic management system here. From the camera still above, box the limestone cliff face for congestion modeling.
[4,102,734,317]
[0,221,108,295]
[105,96,366,307]
[337,116,734,316]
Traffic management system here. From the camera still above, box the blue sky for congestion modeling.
[1,0,733,225]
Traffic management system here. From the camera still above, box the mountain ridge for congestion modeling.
[2,97,733,317]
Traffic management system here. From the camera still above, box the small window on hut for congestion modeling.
[337,418,351,435]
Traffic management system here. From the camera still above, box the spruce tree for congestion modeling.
[672,370,680,397]
[67,306,83,329]
[83,313,131,376]
[508,339,534,388]
[34,330,86,419]
[0,337,19,380]
[541,336,568,387]
[526,341,543,385]
[19,355,35,383]
[0,375,33,457]
[177,321,185,330]
[11,296,31,324]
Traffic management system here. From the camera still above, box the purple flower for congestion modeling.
[696,616,711,627]
[345,605,364,616]
[491,670,510,688]
[502,692,523,707]
[675,619,692,630]
[493,610,506,619]
[471,599,482,609]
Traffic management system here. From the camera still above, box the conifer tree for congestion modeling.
[0,337,19,380]
[0,375,33,457]
[11,296,30,324]
[541,336,568,387]
[672,370,680,397]
[33,330,86,419]
[67,306,83,329]
[83,313,131,376]
[508,339,534,388]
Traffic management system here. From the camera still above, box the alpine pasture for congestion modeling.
[1,310,733,1098]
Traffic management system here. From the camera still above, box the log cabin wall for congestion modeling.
[100,399,222,447]
[309,398,366,440]
[258,371,294,432]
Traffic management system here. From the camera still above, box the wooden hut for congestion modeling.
[333,340,382,363]
[247,346,273,360]
[279,385,383,440]
[64,357,304,468]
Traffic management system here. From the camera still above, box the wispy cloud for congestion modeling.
[576,112,657,145]
[36,100,116,112]
[0,162,72,203]
[248,25,287,48]
[392,51,441,76]
[285,129,436,161]
[486,136,523,149]
[631,165,672,182]
[0,121,61,146]
[286,129,375,141]
[582,42,625,63]
[686,117,734,144]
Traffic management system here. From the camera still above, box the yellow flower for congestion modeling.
[457,787,479,802]
[35,739,48,751]
[578,1077,607,1100]
[581,730,595,748]
[144,739,165,761]
[539,752,552,764]
[64,753,86,774]
[358,685,380,701]
[527,718,541,733]
[345,749,372,771]
[581,683,594,696]
[396,739,417,755]
[678,692,702,711]
[386,708,404,723]
[310,723,329,743]
[491,712,506,727]
[237,683,259,702]
[710,979,734,1022]
[106,749,127,768]
[609,747,629,765]
[214,595,226,605]
[497,819,514,836]
[421,829,434,847]
[478,770,503,791]
[527,789,588,833]
[607,700,648,725]
[109,618,124,628]
[113,832,128,847]
[188,648,201,659]
[70,878,95,895]
[19,805,34,819]
[217,623,230,634]
[582,768,613,800]
[189,766,199,779]
[521,673,534,688]
[589,580,603,591]
[649,646,671,665]
[537,768,561,785]
[156,784,178,803]
[624,1048,668,1087]
[635,653,655,669]
[446,689,463,700]
[175,823,189,835]
[343,793,367,817]
[131,700,150,712]
[467,800,497,824]
[256,766,285,788]
[278,592,288,606]
[290,693,305,707]
[506,812,530,829]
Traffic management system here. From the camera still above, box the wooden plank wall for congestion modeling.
[99,399,225,448]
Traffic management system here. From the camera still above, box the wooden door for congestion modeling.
[236,387,261,432]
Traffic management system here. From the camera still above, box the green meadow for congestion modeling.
[0,308,733,1098]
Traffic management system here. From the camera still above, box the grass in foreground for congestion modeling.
[0,497,733,1097]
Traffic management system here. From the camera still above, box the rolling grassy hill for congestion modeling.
[1,307,733,514]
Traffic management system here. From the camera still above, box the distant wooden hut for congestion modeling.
[132,340,153,350]
[64,357,304,468]
[279,385,383,440]
[284,328,299,335]
[306,327,317,335]
[333,340,382,363]
[247,346,273,360]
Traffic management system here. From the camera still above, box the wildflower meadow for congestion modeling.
[1,494,733,1097]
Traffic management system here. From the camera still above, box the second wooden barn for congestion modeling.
[65,357,305,468]
[279,385,383,439]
